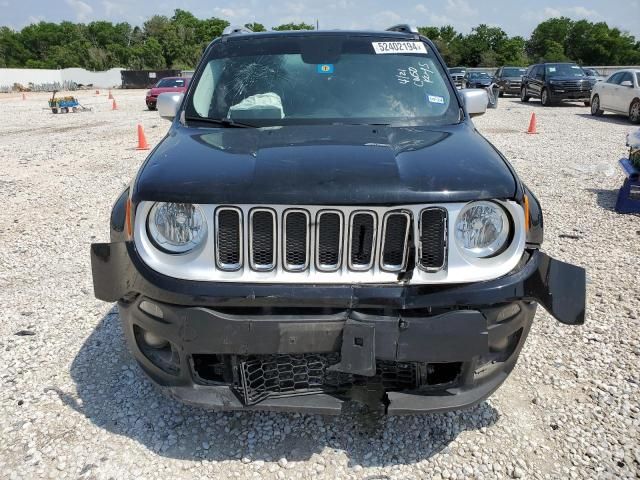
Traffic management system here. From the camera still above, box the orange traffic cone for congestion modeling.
[112,99,118,110]
[108,90,113,100]
[526,112,538,134]
[136,124,150,150]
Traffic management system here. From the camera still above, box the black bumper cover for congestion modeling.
[91,243,586,413]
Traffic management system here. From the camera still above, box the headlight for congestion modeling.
[454,201,510,258]
[148,202,206,253]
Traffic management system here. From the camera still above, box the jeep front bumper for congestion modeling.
[90,243,586,414]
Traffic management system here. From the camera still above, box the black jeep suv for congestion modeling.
[521,63,592,106]
[91,25,586,415]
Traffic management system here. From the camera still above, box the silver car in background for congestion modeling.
[448,67,466,89]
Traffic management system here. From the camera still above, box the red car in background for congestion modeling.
[145,77,189,110]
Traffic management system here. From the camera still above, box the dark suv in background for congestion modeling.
[495,66,526,97]
[521,63,592,106]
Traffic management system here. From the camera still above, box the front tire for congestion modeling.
[541,88,551,106]
[520,87,530,102]
[591,95,604,116]
[629,99,640,124]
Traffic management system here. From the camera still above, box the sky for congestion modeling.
[1,0,639,39]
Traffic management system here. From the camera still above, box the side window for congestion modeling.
[495,68,501,77]
[620,72,633,84]
[533,66,543,79]
[607,72,623,85]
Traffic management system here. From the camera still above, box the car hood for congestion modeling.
[148,87,185,96]
[133,123,517,205]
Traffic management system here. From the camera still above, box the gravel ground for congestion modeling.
[0,90,638,480]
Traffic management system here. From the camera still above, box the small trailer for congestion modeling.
[48,91,90,114]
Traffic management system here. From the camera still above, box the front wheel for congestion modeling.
[541,88,551,106]
[630,99,640,124]
[591,95,604,116]
[520,87,530,102]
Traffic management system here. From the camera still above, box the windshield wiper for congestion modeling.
[184,116,255,128]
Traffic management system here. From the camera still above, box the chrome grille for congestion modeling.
[215,207,242,270]
[381,211,410,271]
[210,205,449,277]
[249,209,276,271]
[283,210,309,271]
[419,207,447,271]
[348,211,376,270]
[316,211,343,271]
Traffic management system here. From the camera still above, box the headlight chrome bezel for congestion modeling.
[147,202,207,254]
[454,200,512,259]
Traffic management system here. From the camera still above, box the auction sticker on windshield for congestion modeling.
[372,42,427,54]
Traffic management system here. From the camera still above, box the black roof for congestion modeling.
[223,29,418,41]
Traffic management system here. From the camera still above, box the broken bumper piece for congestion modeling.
[91,242,586,414]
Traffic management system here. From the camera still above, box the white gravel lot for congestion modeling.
[0,90,638,480]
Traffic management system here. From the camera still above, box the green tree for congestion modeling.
[0,27,30,67]
[272,22,314,31]
[245,22,266,32]
[459,24,508,67]
[418,25,463,66]
[526,17,573,62]
[2,12,639,71]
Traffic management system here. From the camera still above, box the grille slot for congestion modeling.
[380,211,410,271]
[348,212,376,270]
[419,207,447,271]
[283,210,309,271]
[316,211,343,271]
[249,209,276,271]
[215,207,242,270]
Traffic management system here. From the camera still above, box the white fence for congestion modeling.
[0,68,123,92]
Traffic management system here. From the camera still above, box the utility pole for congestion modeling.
[316,19,319,30]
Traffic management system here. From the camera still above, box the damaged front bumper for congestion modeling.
[91,242,586,414]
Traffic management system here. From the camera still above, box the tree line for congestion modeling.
[0,9,638,71]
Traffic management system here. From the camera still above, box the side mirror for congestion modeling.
[620,80,633,87]
[461,89,488,117]
[157,92,183,120]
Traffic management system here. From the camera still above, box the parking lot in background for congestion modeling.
[0,90,638,479]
